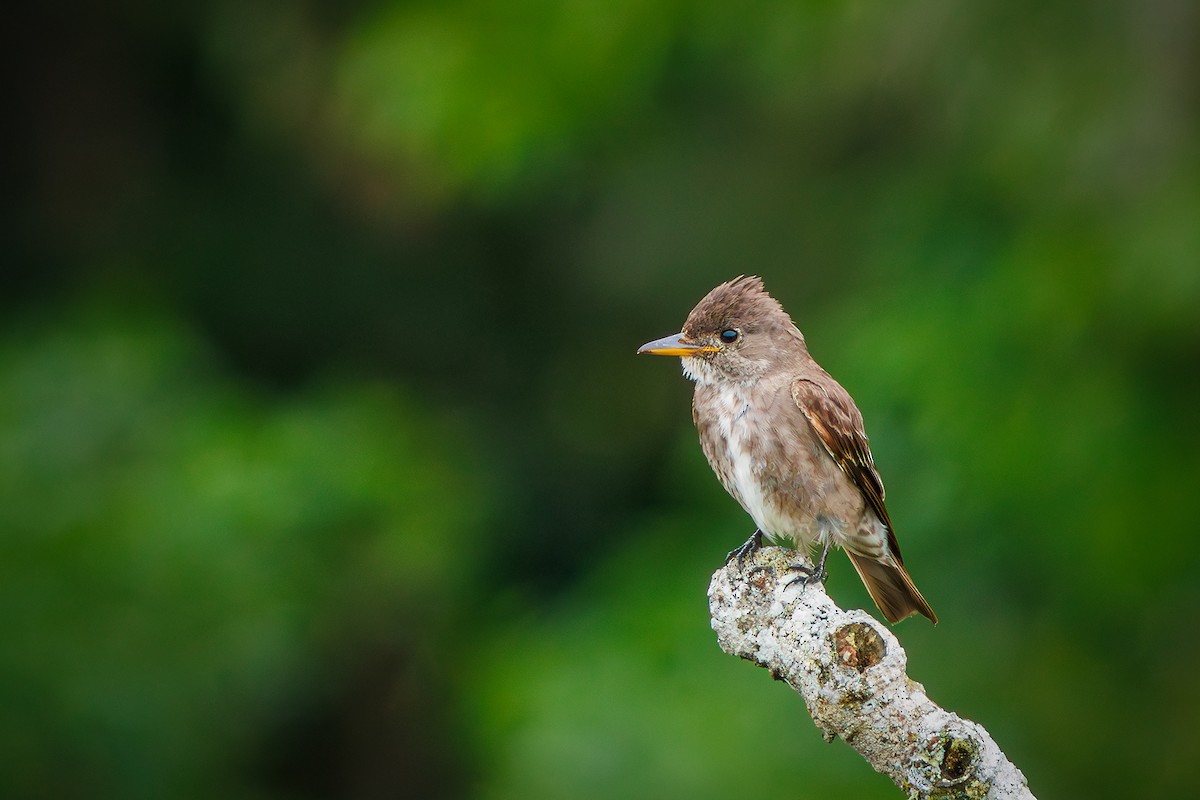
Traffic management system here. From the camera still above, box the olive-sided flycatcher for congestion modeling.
[638,276,936,623]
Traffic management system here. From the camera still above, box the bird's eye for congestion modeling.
[719,329,739,344]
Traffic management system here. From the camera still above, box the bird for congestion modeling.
[637,275,936,624]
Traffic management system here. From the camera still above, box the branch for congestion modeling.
[708,546,1036,800]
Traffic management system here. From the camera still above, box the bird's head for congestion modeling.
[637,276,804,384]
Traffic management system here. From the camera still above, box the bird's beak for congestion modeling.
[637,333,718,357]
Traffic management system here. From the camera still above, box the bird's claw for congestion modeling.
[724,529,764,566]
[783,538,832,588]
[783,561,827,588]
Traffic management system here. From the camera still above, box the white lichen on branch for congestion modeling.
[708,546,1036,800]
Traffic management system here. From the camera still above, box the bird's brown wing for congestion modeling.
[791,377,904,566]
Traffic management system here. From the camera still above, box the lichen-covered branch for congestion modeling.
[708,547,1035,800]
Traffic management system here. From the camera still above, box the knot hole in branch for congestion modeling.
[907,728,982,795]
[833,621,886,673]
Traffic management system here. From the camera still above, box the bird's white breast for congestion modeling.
[713,385,788,540]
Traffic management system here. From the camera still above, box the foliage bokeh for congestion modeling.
[5,1,1198,797]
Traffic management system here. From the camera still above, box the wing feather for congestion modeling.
[792,377,905,565]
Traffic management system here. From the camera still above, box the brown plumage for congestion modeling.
[638,276,936,624]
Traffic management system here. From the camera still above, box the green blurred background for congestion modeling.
[4,1,1198,797]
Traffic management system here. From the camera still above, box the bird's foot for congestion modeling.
[783,561,827,588]
[783,538,832,588]
[724,529,764,566]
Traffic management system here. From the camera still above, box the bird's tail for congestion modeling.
[845,552,937,624]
